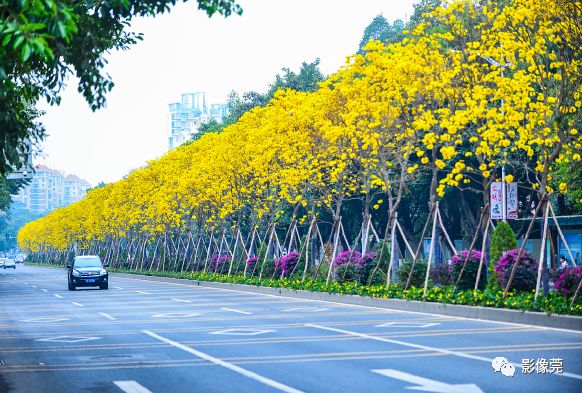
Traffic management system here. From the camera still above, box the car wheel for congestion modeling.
[100,283,108,290]
[68,281,76,291]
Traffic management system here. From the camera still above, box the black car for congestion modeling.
[67,255,109,290]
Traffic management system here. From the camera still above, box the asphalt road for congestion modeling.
[0,265,581,393]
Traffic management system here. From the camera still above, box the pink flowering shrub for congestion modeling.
[553,266,582,298]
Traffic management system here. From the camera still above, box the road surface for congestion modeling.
[0,265,581,392]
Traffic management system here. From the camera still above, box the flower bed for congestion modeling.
[105,267,582,316]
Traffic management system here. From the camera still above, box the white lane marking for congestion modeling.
[54,294,63,299]
[221,307,252,315]
[99,312,116,321]
[24,282,28,284]
[71,302,84,307]
[152,312,200,318]
[143,330,304,393]
[41,289,48,292]
[115,275,582,334]
[307,324,582,380]
[114,286,123,290]
[373,369,483,393]
[375,322,440,328]
[114,381,153,393]
[171,298,192,303]
[31,285,37,288]
[136,291,151,295]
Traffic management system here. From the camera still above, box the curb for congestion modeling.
[111,272,582,332]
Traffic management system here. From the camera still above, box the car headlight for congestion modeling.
[72,269,80,277]
[100,268,107,275]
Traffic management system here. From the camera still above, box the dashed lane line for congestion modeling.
[114,380,153,393]
[54,294,63,299]
[306,324,582,381]
[171,298,192,303]
[221,307,252,315]
[99,312,116,321]
[71,302,84,307]
[136,291,151,295]
[143,330,304,393]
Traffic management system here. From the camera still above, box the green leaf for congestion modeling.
[12,35,24,49]
[1,34,11,47]
[56,21,66,38]
[21,44,31,62]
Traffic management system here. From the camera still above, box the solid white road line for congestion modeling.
[113,380,153,393]
[221,307,252,315]
[306,324,582,380]
[143,330,304,393]
[136,291,151,295]
[54,294,63,299]
[71,302,84,307]
[171,298,192,303]
[99,312,116,321]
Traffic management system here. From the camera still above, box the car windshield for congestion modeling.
[74,258,102,268]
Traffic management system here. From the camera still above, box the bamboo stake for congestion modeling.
[437,206,458,255]
[325,218,342,286]
[474,220,490,291]
[535,202,551,299]
[395,220,415,260]
[549,204,576,267]
[423,206,439,296]
[227,227,241,276]
[503,198,544,297]
[387,213,399,286]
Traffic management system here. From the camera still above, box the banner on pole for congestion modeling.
[490,182,503,219]
[507,182,518,219]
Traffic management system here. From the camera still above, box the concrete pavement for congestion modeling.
[0,265,581,393]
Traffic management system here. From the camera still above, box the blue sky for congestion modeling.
[37,0,415,185]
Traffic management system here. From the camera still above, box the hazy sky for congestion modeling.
[37,0,415,186]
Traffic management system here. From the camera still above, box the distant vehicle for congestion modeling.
[15,254,26,263]
[67,255,109,290]
[3,259,16,269]
[0,259,4,268]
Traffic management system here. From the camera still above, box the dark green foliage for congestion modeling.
[397,260,428,288]
[451,256,487,291]
[430,263,451,286]
[336,262,358,283]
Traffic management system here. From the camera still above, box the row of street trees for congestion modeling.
[18,0,582,296]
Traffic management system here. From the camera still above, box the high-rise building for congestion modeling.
[168,92,228,150]
[13,165,90,213]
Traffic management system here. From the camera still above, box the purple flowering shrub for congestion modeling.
[495,249,538,292]
[245,256,258,274]
[553,266,582,298]
[208,253,230,273]
[450,249,487,290]
[357,253,378,285]
[275,252,301,277]
[333,250,362,266]
[430,263,452,286]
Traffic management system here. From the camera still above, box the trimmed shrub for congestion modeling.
[488,222,517,289]
[357,252,382,285]
[495,249,538,292]
[245,256,258,274]
[450,250,487,290]
[397,260,428,288]
[553,266,582,298]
